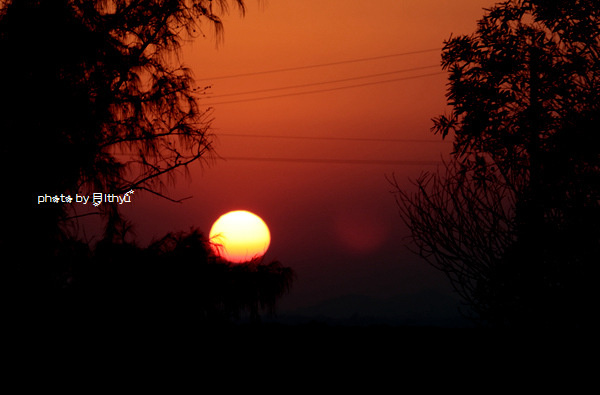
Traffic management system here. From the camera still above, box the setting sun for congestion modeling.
[209,210,271,263]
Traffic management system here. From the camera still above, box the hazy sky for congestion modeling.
[122,0,494,316]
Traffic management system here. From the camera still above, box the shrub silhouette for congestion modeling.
[46,228,293,325]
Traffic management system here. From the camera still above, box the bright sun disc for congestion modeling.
[209,210,271,263]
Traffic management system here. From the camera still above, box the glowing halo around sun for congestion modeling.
[209,210,271,263]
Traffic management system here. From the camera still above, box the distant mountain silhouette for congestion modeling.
[263,291,472,328]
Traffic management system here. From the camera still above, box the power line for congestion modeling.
[198,48,442,80]
[111,152,443,166]
[216,133,447,144]
[222,156,442,166]
[205,64,440,99]
[201,71,445,106]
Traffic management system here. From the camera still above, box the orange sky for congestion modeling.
[124,0,494,315]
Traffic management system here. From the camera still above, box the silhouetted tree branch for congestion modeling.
[0,0,245,293]
[1,0,244,218]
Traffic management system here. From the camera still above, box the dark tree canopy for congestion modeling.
[1,0,244,216]
[433,0,599,175]
[394,0,600,327]
[0,0,244,268]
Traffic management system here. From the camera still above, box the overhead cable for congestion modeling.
[205,64,440,99]
[216,133,447,144]
[198,48,442,80]
[222,156,442,166]
[201,71,445,105]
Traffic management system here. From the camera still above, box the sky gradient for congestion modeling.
[118,0,495,323]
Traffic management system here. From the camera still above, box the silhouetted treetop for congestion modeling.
[433,0,599,187]
[1,0,244,200]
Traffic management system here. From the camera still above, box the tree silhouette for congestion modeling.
[0,0,244,290]
[393,0,599,327]
[0,1,296,326]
